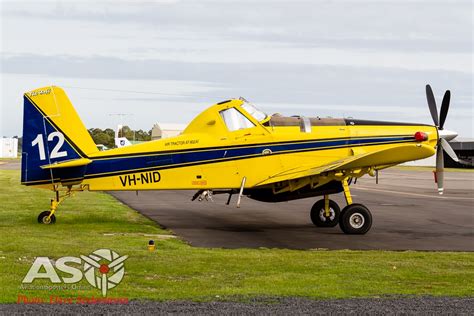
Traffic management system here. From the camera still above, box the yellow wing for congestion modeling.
[256,143,435,186]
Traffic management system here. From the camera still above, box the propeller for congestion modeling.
[425,84,461,194]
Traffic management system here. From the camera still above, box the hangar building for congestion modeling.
[151,123,187,140]
[444,138,474,168]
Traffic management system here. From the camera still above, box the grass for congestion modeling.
[0,169,473,303]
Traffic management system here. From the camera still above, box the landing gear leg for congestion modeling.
[342,178,353,205]
[37,187,74,224]
[310,194,340,227]
[339,178,373,234]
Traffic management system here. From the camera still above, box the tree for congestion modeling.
[88,128,114,148]
[88,127,151,149]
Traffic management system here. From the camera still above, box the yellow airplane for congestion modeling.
[21,85,461,234]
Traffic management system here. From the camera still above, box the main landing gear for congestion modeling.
[310,178,372,234]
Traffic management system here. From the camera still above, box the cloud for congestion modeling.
[1,0,472,137]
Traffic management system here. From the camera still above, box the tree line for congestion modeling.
[88,126,151,149]
[9,126,152,153]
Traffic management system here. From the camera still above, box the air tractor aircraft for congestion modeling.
[21,85,462,234]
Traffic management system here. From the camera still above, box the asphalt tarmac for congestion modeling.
[2,161,472,251]
[0,161,20,170]
[110,169,474,251]
[3,297,473,315]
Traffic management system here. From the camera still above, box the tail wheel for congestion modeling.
[38,211,56,224]
[310,199,340,227]
[339,204,372,234]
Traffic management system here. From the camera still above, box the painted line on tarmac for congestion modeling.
[352,186,474,200]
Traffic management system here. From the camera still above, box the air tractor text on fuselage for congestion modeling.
[119,172,161,187]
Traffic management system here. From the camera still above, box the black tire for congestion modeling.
[310,199,340,227]
[339,204,372,234]
[38,211,56,224]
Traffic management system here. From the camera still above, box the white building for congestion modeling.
[402,155,436,167]
[0,138,19,158]
[151,123,187,140]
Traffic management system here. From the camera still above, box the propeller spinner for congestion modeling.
[425,84,461,194]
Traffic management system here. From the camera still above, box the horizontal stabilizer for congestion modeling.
[41,158,92,170]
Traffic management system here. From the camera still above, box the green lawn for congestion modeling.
[0,169,473,303]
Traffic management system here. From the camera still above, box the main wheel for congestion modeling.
[310,199,340,227]
[339,204,372,234]
[38,211,56,224]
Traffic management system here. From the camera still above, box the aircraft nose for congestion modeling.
[438,129,458,141]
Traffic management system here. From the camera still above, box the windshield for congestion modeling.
[241,102,267,122]
[220,108,255,131]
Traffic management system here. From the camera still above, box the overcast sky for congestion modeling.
[1,0,472,137]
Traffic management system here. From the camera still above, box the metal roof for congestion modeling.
[449,138,474,150]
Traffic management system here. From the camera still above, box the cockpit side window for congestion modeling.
[219,108,255,131]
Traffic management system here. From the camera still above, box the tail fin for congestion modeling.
[21,86,98,186]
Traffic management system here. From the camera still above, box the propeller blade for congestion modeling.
[426,84,439,126]
[436,145,444,195]
[440,138,459,162]
[439,90,450,130]
[458,159,472,166]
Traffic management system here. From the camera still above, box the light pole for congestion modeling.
[109,113,134,139]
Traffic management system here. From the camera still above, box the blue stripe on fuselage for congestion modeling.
[83,136,412,179]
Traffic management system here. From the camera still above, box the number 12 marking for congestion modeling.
[31,132,68,161]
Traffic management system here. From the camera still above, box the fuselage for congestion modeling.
[75,100,438,191]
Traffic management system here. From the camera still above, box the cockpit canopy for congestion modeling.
[219,102,268,131]
[241,103,267,122]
